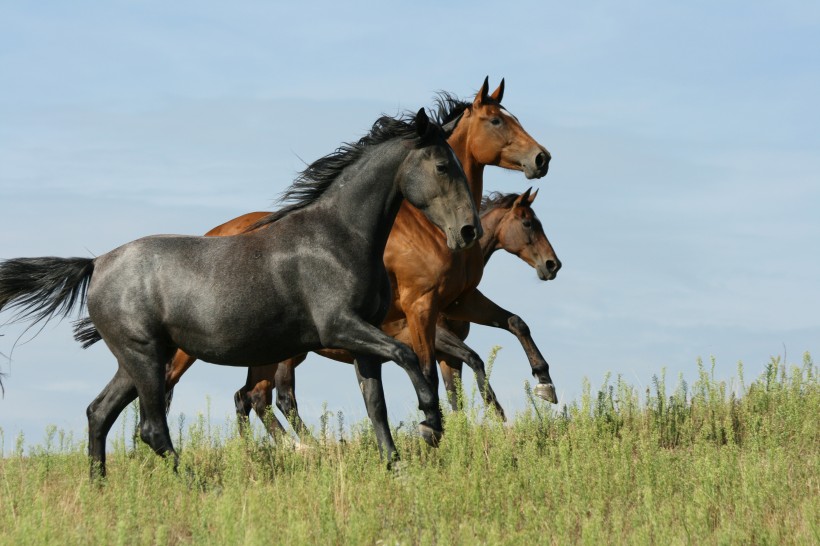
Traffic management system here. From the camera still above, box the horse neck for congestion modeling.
[318,143,406,255]
[478,207,507,265]
[447,131,485,208]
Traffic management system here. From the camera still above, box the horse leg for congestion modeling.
[232,364,286,438]
[247,378,288,439]
[434,324,507,420]
[233,371,254,436]
[87,367,138,479]
[352,354,398,463]
[327,318,443,454]
[402,294,440,395]
[275,356,312,440]
[438,357,463,412]
[164,350,197,413]
[116,349,179,469]
[444,288,558,404]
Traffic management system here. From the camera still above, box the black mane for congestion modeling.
[247,112,430,232]
[480,192,523,216]
[432,89,503,127]
[432,91,471,126]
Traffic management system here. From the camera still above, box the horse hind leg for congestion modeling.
[115,349,180,471]
[87,367,138,480]
[233,385,254,436]
[164,350,197,413]
[248,380,289,440]
[275,358,312,441]
[438,358,464,412]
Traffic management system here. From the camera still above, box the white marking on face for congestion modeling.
[500,108,519,123]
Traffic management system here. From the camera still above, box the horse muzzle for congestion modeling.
[523,149,551,179]
[447,223,482,251]
[536,258,561,281]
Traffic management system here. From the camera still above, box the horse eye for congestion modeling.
[436,164,448,174]
[522,220,532,228]
[490,118,502,126]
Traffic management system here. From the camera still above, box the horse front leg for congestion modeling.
[433,324,507,420]
[327,318,443,459]
[443,288,558,403]
[402,293,440,395]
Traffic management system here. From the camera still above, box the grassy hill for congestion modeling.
[1,353,817,545]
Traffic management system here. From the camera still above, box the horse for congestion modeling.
[165,187,559,438]
[0,108,479,477]
[164,78,559,422]
[226,188,561,439]
[380,78,558,406]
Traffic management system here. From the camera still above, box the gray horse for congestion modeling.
[0,109,480,478]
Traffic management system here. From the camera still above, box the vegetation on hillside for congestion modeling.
[1,353,817,545]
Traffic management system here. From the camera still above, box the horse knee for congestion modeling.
[391,344,418,370]
[508,315,530,336]
[234,388,252,415]
[276,389,292,413]
[139,420,171,455]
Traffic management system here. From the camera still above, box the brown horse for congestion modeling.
[166,78,557,431]
[224,188,560,438]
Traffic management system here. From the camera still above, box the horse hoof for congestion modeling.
[534,383,558,404]
[418,422,442,447]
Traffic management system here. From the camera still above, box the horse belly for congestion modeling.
[167,295,320,366]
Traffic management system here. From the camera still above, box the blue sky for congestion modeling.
[1,1,818,447]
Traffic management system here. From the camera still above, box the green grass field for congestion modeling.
[1,353,817,545]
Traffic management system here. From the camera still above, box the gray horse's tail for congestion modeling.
[73,316,102,349]
[0,257,94,327]
[0,257,95,392]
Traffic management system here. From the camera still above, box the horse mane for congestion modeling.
[432,90,503,126]
[247,112,430,232]
[432,92,471,126]
[480,192,524,216]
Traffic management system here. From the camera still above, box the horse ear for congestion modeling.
[490,78,505,104]
[441,112,463,138]
[415,108,430,138]
[514,187,532,207]
[528,188,538,204]
[473,76,490,107]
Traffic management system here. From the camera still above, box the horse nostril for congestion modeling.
[535,151,548,168]
[460,225,477,245]
[546,259,560,273]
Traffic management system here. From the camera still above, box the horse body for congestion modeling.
[1,109,480,476]
[89,234,315,366]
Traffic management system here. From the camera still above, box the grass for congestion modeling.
[1,352,817,545]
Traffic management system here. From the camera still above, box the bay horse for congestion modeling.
[164,78,559,422]
[382,79,558,405]
[0,109,479,477]
[225,188,561,438]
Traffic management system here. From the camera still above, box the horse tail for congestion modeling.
[0,256,95,330]
[73,316,103,349]
[0,257,95,393]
